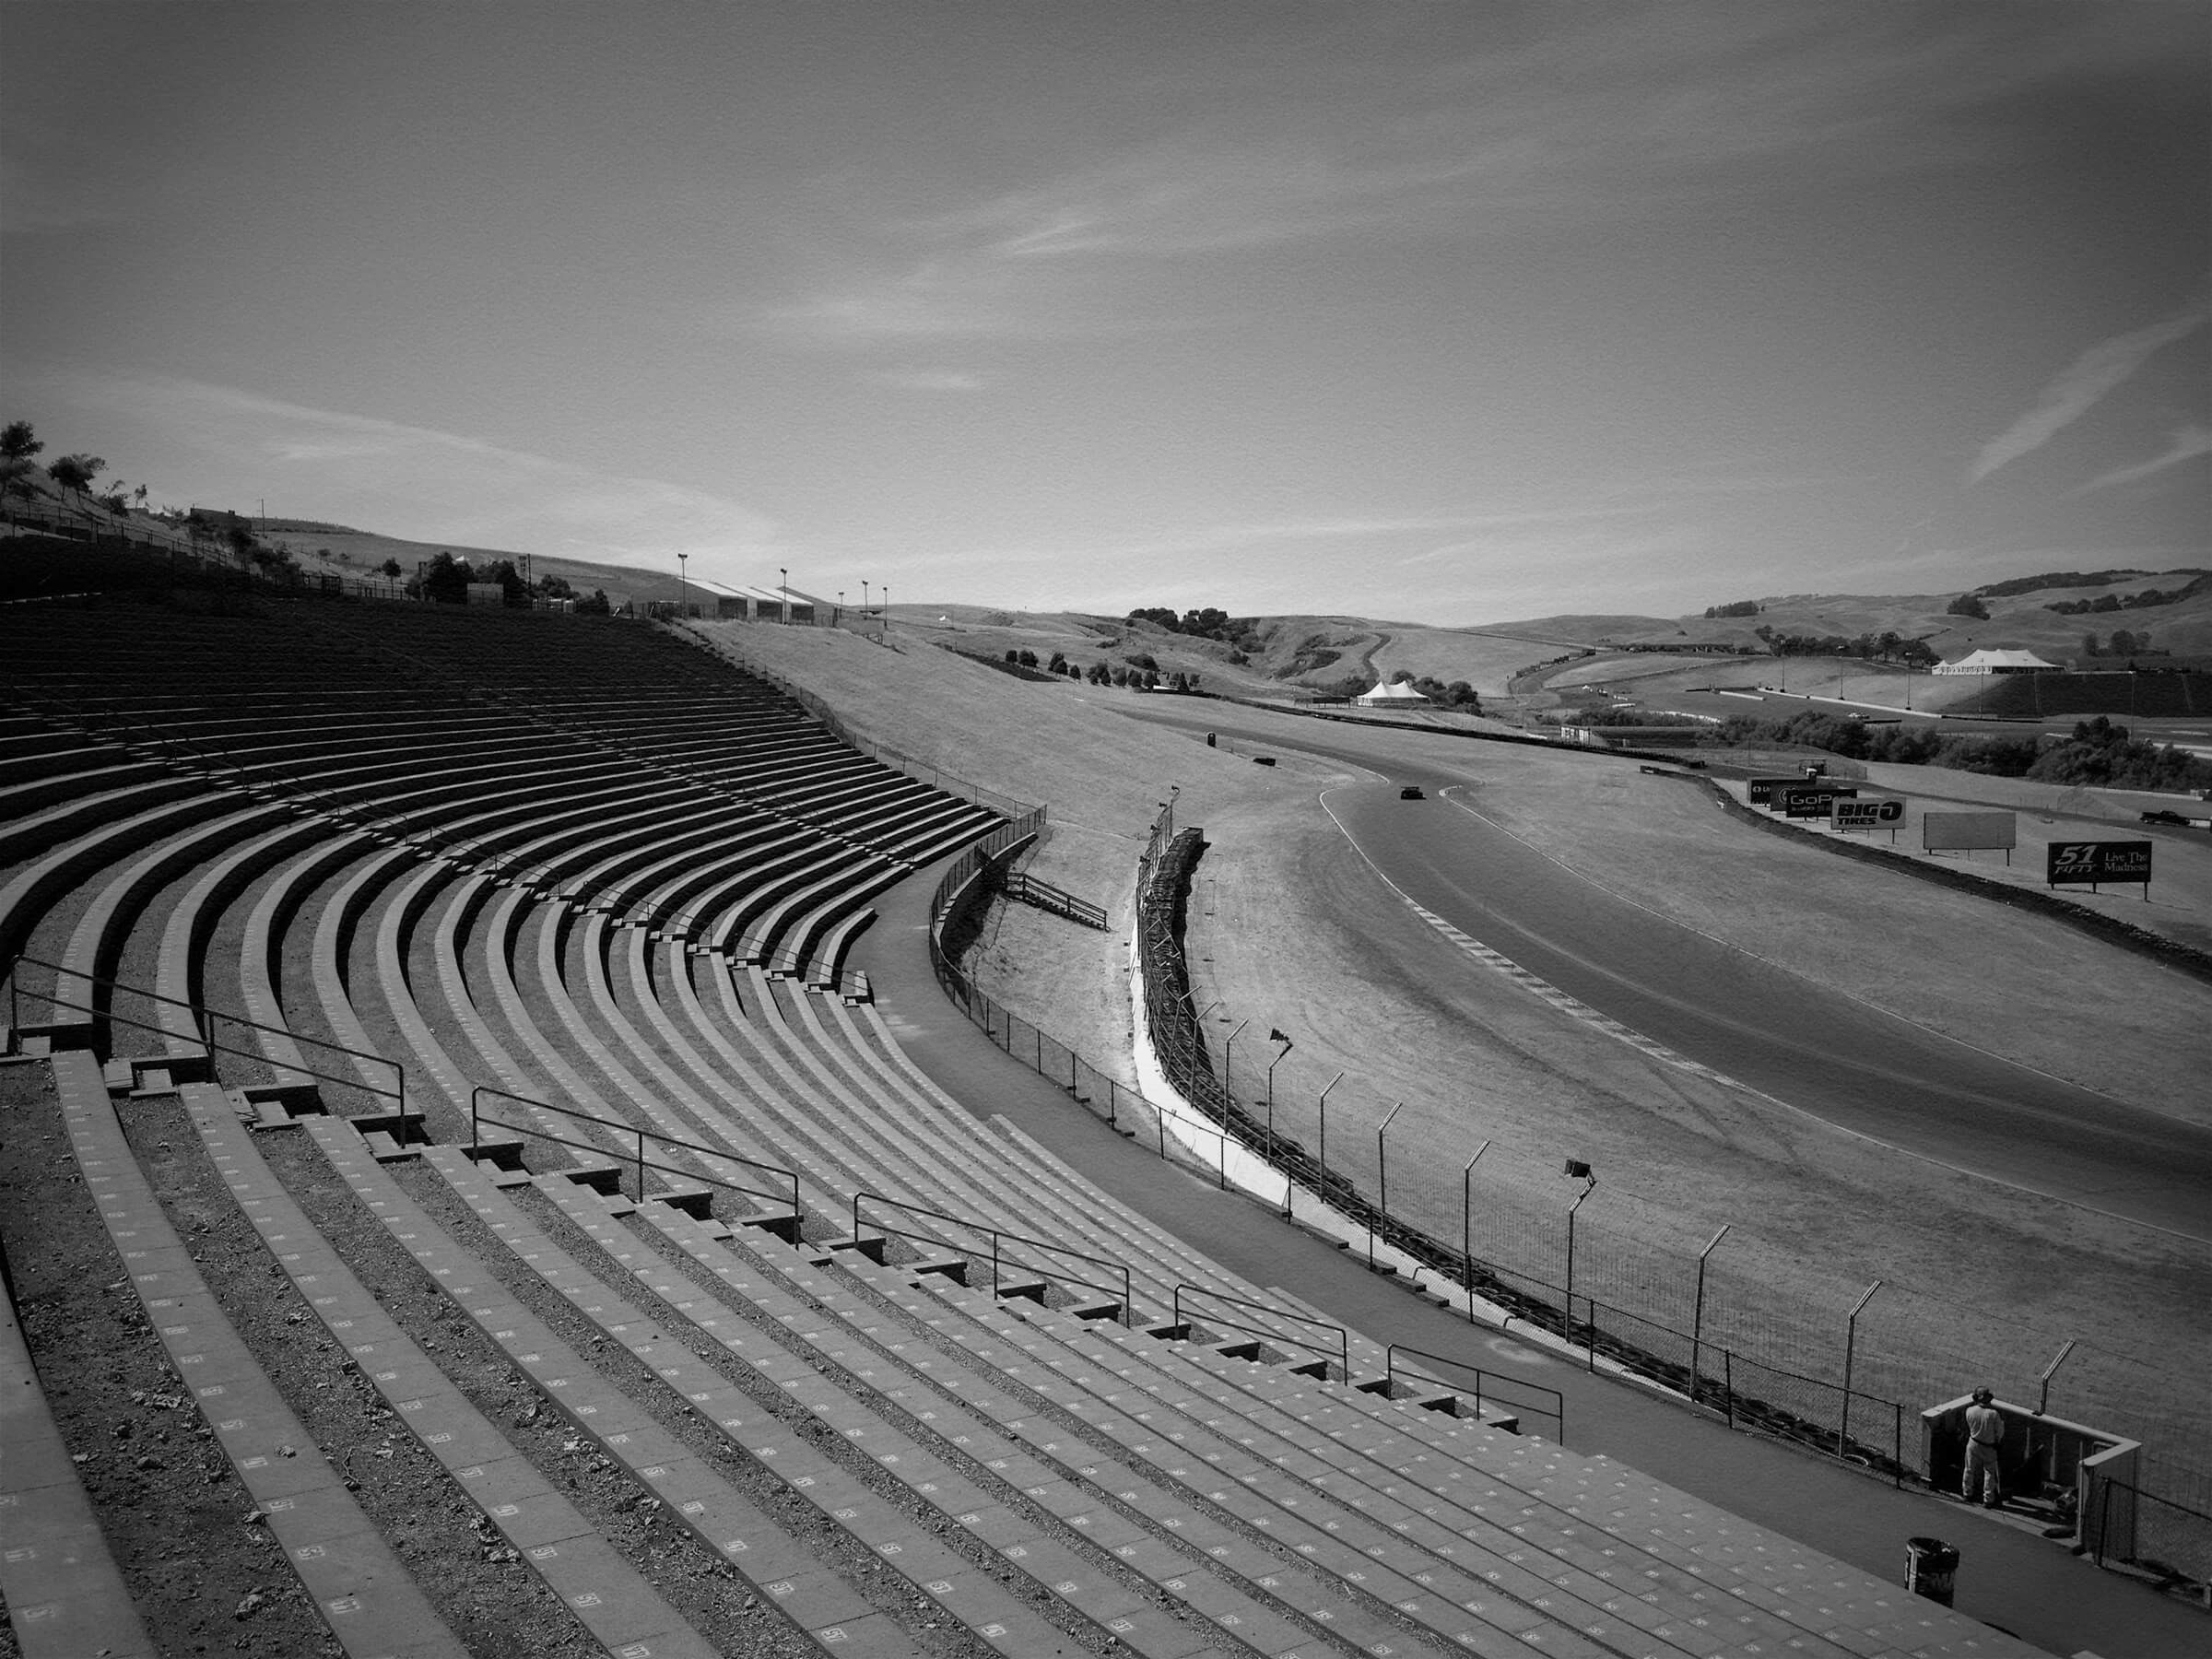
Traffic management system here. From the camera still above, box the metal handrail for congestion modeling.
[1171,1282,1349,1379]
[468,1083,802,1227]
[1382,1343,1565,1441]
[851,1191,1133,1324]
[6,951,404,1111]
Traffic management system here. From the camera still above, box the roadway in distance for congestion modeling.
[1128,702,2212,1241]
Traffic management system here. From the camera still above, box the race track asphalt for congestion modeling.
[1128,703,2212,1242]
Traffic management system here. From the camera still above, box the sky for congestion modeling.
[5,2,2207,623]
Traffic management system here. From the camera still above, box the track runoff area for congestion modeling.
[1124,700,2212,1245]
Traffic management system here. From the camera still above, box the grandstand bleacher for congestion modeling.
[3,587,2048,1656]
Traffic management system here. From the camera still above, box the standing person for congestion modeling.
[1961,1388,2004,1508]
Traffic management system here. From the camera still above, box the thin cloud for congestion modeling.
[2075,423,2212,495]
[1970,302,2209,484]
[869,369,985,393]
[759,7,2173,348]
[53,371,784,569]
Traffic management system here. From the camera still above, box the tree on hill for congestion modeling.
[1946,593,1989,620]
[478,559,530,606]
[379,558,404,582]
[413,550,474,604]
[575,588,611,616]
[46,453,105,492]
[0,423,41,522]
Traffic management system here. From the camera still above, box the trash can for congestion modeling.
[1904,1536,1959,1606]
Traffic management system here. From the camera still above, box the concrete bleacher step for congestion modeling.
[298,1117,915,1657]
[419,1148,1143,1656]
[522,1163,1393,1659]
[0,1266,159,1659]
[47,1054,470,1657]
[833,1244,1938,1659]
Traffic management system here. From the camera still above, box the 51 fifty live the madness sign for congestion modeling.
[2046,840,2153,889]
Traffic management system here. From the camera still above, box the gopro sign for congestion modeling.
[2046,841,2153,891]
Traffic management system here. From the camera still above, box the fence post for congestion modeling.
[1724,1349,1735,1428]
[1462,1141,1490,1323]
[1690,1224,1731,1406]
[1840,1279,1881,1458]
[635,1129,646,1203]
[1371,1101,1403,1272]
[1318,1071,1344,1181]
[2038,1339,2077,1416]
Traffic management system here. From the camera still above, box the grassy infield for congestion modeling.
[699,618,2212,1476]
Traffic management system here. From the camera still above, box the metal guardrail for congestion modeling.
[1171,1282,1349,1380]
[852,1190,1132,1323]
[1381,1343,1565,1441]
[467,1083,802,1228]
[6,952,405,1112]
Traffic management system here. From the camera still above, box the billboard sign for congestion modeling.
[1747,776,1802,806]
[1834,797,1904,830]
[1780,787,1832,818]
[1779,784,1857,818]
[1924,811,2017,852]
[2047,841,2152,889]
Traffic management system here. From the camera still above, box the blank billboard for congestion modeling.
[1924,811,2017,852]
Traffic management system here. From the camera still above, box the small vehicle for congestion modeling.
[1399,784,1425,800]
[2140,808,2189,827]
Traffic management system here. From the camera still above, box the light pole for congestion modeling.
[779,566,788,623]
[1264,1030,1293,1159]
[863,579,871,614]
[839,589,844,624]
[1562,1159,1597,1364]
[1371,1101,1404,1271]
[677,552,688,618]
[882,584,889,626]
[1317,1071,1344,1180]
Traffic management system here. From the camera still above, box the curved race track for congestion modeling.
[1132,703,2212,1241]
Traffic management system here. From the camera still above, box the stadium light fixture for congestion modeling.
[1223,1018,1249,1110]
[1563,1159,1598,1366]
[677,552,688,618]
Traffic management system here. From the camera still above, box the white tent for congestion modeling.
[1354,679,1433,706]
[1933,649,2063,676]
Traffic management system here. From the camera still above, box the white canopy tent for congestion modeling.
[1354,680,1433,706]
